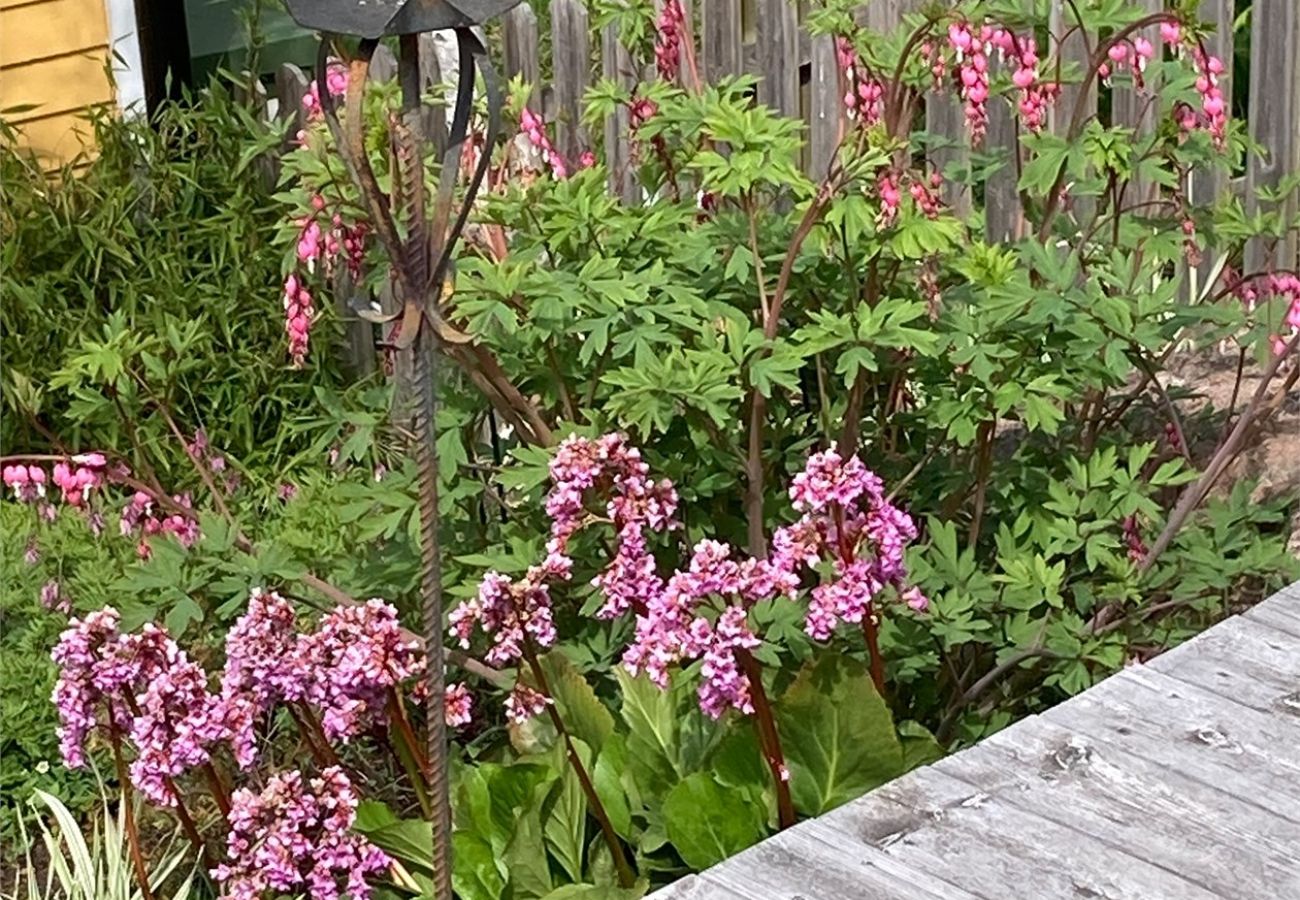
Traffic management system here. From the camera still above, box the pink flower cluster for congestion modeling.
[218,589,306,767]
[877,170,902,227]
[988,28,1054,132]
[1098,35,1156,91]
[53,592,462,792]
[453,433,678,720]
[948,21,990,144]
[119,490,201,559]
[655,0,686,82]
[40,579,71,614]
[213,767,389,900]
[299,599,427,743]
[51,612,223,806]
[1223,270,1300,357]
[836,37,884,127]
[1184,48,1227,148]
[302,62,349,122]
[519,107,569,179]
[282,273,316,368]
[124,625,226,807]
[461,436,923,721]
[783,449,924,638]
[52,454,108,506]
[3,464,47,502]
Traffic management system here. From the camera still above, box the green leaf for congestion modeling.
[662,773,766,870]
[541,652,614,754]
[614,669,679,801]
[592,733,634,838]
[775,654,905,816]
[897,721,944,772]
[454,831,507,900]
[506,806,554,899]
[539,885,646,900]
[544,742,589,884]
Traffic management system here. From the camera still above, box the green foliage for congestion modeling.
[4,787,195,900]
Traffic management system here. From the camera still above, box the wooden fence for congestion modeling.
[257,0,1300,372]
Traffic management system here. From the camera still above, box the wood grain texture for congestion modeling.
[703,824,970,900]
[1144,615,1300,715]
[550,0,591,164]
[601,24,639,204]
[755,0,797,118]
[1244,0,1300,272]
[934,714,1300,896]
[810,766,1219,899]
[503,1,541,102]
[700,0,741,83]
[807,34,839,179]
[1244,582,1300,638]
[1045,665,1300,824]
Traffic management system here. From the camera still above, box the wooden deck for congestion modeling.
[652,580,1300,900]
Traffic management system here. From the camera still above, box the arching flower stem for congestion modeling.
[522,645,636,889]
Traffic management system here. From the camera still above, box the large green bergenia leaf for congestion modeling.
[774,654,905,816]
[662,772,766,870]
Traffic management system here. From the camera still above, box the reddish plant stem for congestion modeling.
[830,504,887,698]
[108,723,156,900]
[202,762,231,819]
[734,649,795,829]
[523,648,636,888]
[296,702,342,767]
[386,688,431,779]
[119,694,212,866]
[287,702,336,768]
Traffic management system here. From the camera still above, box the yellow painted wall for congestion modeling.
[0,0,116,166]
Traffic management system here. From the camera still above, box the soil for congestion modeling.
[1163,346,1300,557]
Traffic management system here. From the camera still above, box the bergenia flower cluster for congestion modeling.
[457,435,923,722]
[213,767,389,900]
[836,37,885,127]
[218,589,307,767]
[123,625,226,807]
[52,592,466,787]
[298,599,427,743]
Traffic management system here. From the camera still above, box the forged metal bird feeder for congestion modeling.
[282,2,516,896]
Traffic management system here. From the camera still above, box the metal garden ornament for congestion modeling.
[282,0,518,895]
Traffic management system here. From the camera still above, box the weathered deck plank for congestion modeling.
[1144,615,1300,714]
[702,826,968,900]
[1044,666,1300,823]
[932,713,1300,897]
[1242,581,1300,638]
[648,583,1300,899]
[807,767,1219,899]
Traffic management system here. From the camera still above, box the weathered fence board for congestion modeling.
[1245,0,1300,272]
[550,0,591,163]
[503,3,541,106]
[1143,614,1300,713]
[700,0,741,83]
